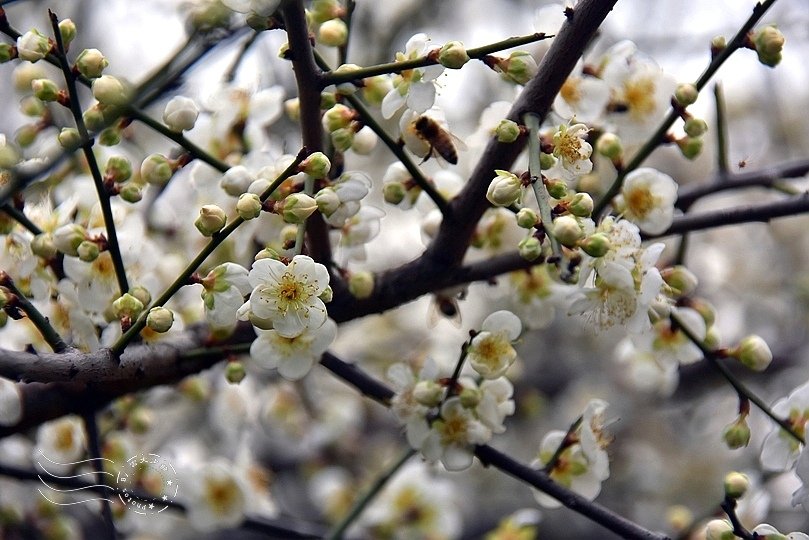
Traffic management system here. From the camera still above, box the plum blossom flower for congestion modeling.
[760,380,809,471]
[553,60,611,124]
[466,310,522,379]
[250,318,337,380]
[545,122,594,182]
[791,446,809,511]
[476,377,516,434]
[752,524,809,540]
[242,255,330,337]
[200,262,251,329]
[34,416,86,472]
[381,33,444,119]
[0,378,22,427]
[163,95,200,132]
[614,167,678,234]
[184,459,249,531]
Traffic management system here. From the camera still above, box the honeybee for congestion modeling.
[413,115,465,165]
[428,286,468,327]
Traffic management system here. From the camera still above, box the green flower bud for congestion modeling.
[322,104,354,132]
[518,236,542,261]
[188,0,232,30]
[75,48,108,78]
[495,119,521,143]
[284,98,300,121]
[0,214,13,235]
[0,288,8,309]
[539,152,556,170]
[310,0,342,24]
[105,155,132,183]
[31,233,57,259]
[439,41,470,69]
[140,153,173,186]
[596,132,623,161]
[300,152,331,179]
[545,178,569,199]
[20,95,46,117]
[77,240,100,262]
[99,127,121,146]
[579,233,611,257]
[112,293,145,319]
[413,380,443,407]
[55,129,81,151]
[332,64,363,95]
[568,192,594,217]
[348,270,374,299]
[281,193,318,224]
[315,187,340,216]
[362,75,392,106]
[31,78,59,102]
[674,83,699,106]
[733,335,773,371]
[0,43,14,63]
[318,18,348,47]
[459,386,481,408]
[551,215,583,247]
[16,29,51,63]
[661,265,699,297]
[145,307,173,333]
[118,183,142,203]
[330,127,354,152]
[82,104,107,132]
[704,326,721,349]
[753,25,785,67]
[722,416,751,449]
[15,124,39,148]
[495,51,537,85]
[195,204,227,236]
[53,223,86,256]
[92,75,130,106]
[684,118,708,138]
[0,139,20,169]
[58,19,77,50]
[704,519,735,540]
[677,136,703,160]
[236,192,263,220]
[723,471,750,500]
[319,285,333,304]
[383,181,407,205]
[280,224,298,244]
[129,285,152,307]
[486,169,522,206]
[225,361,247,384]
[689,297,716,327]
[516,208,538,229]
[178,376,210,401]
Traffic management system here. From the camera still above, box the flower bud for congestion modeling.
[579,233,611,257]
[722,415,751,449]
[362,75,392,106]
[237,193,263,220]
[31,233,57,259]
[77,240,100,262]
[75,48,108,78]
[677,136,703,160]
[112,293,145,319]
[31,78,59,102]
[57,127,81,150]
[163,95,199,132]
[129,285,152,307]
[322,104,354,132]
[596,132,623,161]
[704,519,735,540]
[381,181,408,206]
[281,193,318,223]
[684,118,708,138]
[351,126,377,155]
[225,362,247,384]
[146,307,174,333]
[545,178,568,199]
[280,224,298,244]
[315,187,340,216]
[348,271,374,299]
[127,407,153,434]
[320,285,333,304]
[539,152,555,170]
[689,297,716,327]
[439,41,470,69]
[140,153,173,186]
[20,95,46,116]
[118,183,142,203]
[711,36,727,55]
[220,165,254,196]
[516,208,538,229]
[53,223,86,256]
[753,25,785,67]
[300,152,331,179]
[704,326,721,349]
[674,83,699,106]
[0,43,14,63]
[413,380,443,407]
[92,75,130,107]
[105,155,132,183]
[330,128,354,152]
[15,124,39,148]
[318,18,348,47]
[58,19,77,50]
[459,386,481,408]
[723,471,749,500]
[494,51,537,85]
[486,170,522,207]
[495,119,520,143]
[99,127,121,146]
[661,266,699,297]
[518,236,542,261]
[0,289,8,310]
[284,98,300,121]
[178,376,210,401]
[195,204,227,236]
[551,215,583,247]
[16,29,51,63]
[733,335,772,371]
[568,192,594,217]
[82,104,107,132]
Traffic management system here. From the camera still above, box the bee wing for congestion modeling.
[450,132,467,151]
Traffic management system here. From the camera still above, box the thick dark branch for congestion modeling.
[676,158,809,210]
[425,0,617,267]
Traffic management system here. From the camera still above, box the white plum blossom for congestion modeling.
[184,459,249,531]
[476,377,516,434]
[752,524,809,540]
[332,205,386,262]
[792,446,809,511]
[614,338,679,396]
[250,318,337,380]
[241,255,330,338]
[0,378,22,427]
[322,171,372,227]
[381,33,444,119]
[34,416,86,471]
[579,399,611,483]
[201,262,252,329]
[163,95,200,132]
[614,167,678,234]
[388,360,441,448]
[761,380,809,471]
[222,0,280,16]
[553,60,611,124]
[545,122,593,182]
[509,265,575,330]
[466,310,522,379]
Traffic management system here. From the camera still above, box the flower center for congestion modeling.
[560,77,582,105]
[626,186,655,217]
[624,77,657,120]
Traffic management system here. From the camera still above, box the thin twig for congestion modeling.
[81,411,115,540]
[0,271,68,353]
